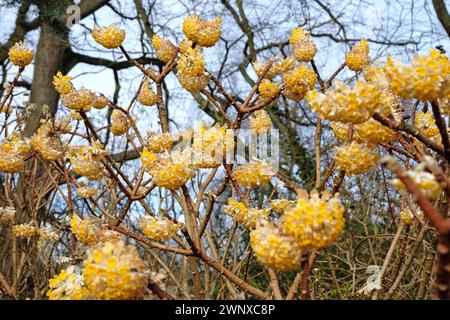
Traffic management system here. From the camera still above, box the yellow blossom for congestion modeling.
[281,189,345,250]
[138,80,158,106]
[248,110,272,135]
[53,71,73,94]
[92,94,109,109]
[283,65,317,101]
[334,142,380,174]
[415,111,439,138]
[152,34,178,63]
[8,41,33,67]
[258,80,281,99]
[110,109,129,136]
[92,24,125,49]
[232,160,275,189]
[61,88,95,111]
[306,80,387,124]
[83,239,147,299]
[68,141,107,181]
[13,223,38,238]
[48,266,91,300]
[290,28,317,62]
[146,131,174,153]
[391,165,443,199]
[253,57,295,79]
[224,198,271,229]
[69,214,100,245]
[345,39,370,71]
[140,215,179,241]
[182,15,222,47]
[76,186,96,199]
[250,221,302,271]
[176,71,210,92]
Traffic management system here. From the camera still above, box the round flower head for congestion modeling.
[69,214,101,245]
[110,109,129,136]
[248,110,272,135]
[250,221,302,271]
[283,65,317,101]
[39,227,59,242]
[176,71,210,92]
[232,160,275,189]
[192,123,234,168]
[258,80,281,99]
[61,88,95,111]
[152,34,178,63]
[178,48,205,76]
[306,80,387,124]
[92,94,109,109]
[138,80,158,106]
[290,28,317,62]
[334,142,380,175]
[13,223,38,238]
[146,131,174,153]
[270,199,295,214]
[253,57,295,80]
[390,165,443,199]
[76,186,96,199]
[224,198,270,229]
[415,111,439,138]
[53,71,72,94]
[141,148,194,189]
[179,39,196,53]
[0,207,15,224]
[68,141,107,180]
[8,41,33,67]
[0,135,31,173]
[281,189,345,250]
[47,266,91,300]
[140,215,179,241]
[92,24,125,49]
[182,14,222,47]
[353,118,396,145]
[83,239,147,300]
[345,39,370,71]
[383,49,450,101]
[31,120,65,161]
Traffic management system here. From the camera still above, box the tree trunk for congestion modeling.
[25,23,68,137]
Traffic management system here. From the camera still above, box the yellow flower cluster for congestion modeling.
[248,110,272,135]
[68,141,107,180]
[334,142,380,174]
[281,189,345,250]
[69,215,100,245]
[383,49,450,101]
[61,88,95,111]
[92,24,125,49]
[354,119,396,144]
[415,111,439,138]
[8,41,33,67]
[48,266,91,300]
[232,160,275,189]
[140,215,179,241]
[53,71,73,94]
[290,28,317,62]
[39,227,59,242]
[146,131,174,153]
[250,221,302,271]
[253,57,295,79]
[306,80,387,124]
[345,39,370,71]
[176,48,210,92]
[110,109,129,136]
[258,80,281,99]
[391,166,442,199]
[138,80,158,106]
[0,206,15,224]
[141,148,194,189]
[192,123,234,168]
[224,199,270,229]
[92,94,109,109]
[83,239,147,299]
[0,135,31,173]
[270,199,295,213]
[399,208,423,225]
[182,15,222,47]
[152,34,178,63]
[179,39,195,53]
[31,121,65,161]
[331,119,396,145]
[76,186,96,199]
[12,223,38,238]
[283,65,317,101]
